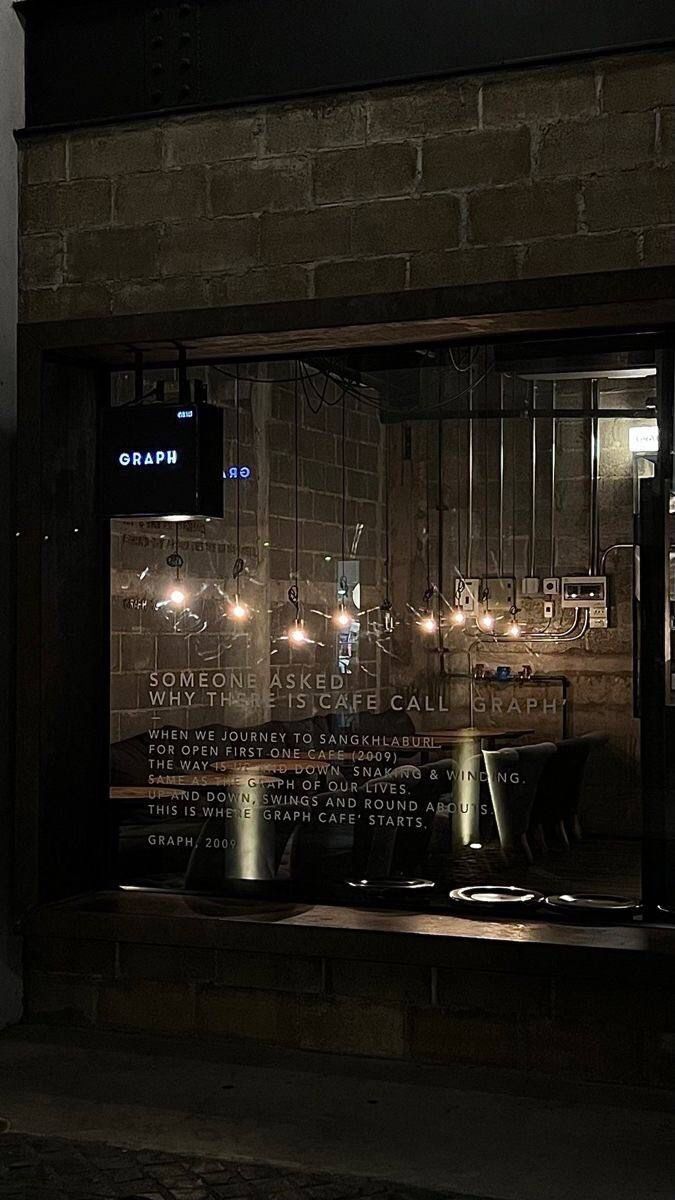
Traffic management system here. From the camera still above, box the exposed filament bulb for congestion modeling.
[228,596,250,622]
[477,609,495,633]
[288,619,309,645]
[333,605,352,629]
[167,586,188,607]
[419,611,437,635]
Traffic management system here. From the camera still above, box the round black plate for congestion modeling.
[544,893,642,921]
[345,877,435,893]
[449,885,544,912]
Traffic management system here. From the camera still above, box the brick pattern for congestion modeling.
[23,933,675,1088]
[18,50,675,321]
[0,1132,446,1200]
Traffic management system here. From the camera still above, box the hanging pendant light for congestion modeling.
[506,605,522,637]
[288,616,309,645]
[477,609,495,633]
[287,364,310,646]
[165,523,188,608]
[227,366,251,624]
[450,580,466,627]
[418,585,438,634]
[333,395,353,631]
[476,584,494,632]
[418,429,439,638]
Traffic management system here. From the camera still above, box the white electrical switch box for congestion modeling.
[543,577,560,596]
[456,578,479,612]
[589,605,609,628]
[521,577,540,597]
[561,575,608,609]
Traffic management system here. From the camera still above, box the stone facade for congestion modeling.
[18,49,675,323]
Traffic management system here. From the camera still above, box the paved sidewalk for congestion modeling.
[0,1132,476,1200]
[0,1027,673,1200]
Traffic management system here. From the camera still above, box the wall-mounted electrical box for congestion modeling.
[456,578,479,611]
[543,577,560,596]
[456,577,515,612]
[100,402,224,519]
[561,575,608,609]
[521,577,540,596]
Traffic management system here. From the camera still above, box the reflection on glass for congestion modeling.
[109,348,652,913]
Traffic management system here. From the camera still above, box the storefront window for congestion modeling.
[108,343,657,912]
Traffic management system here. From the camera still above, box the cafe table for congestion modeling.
[413,727,535,845]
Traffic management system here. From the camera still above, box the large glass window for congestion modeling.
[108,341,658,913]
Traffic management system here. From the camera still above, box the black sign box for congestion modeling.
[100,403,224,519]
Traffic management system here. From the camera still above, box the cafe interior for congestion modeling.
[108,338,661,918]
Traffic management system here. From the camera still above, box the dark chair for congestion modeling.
[530,732,608,849]
[484,742,556,863]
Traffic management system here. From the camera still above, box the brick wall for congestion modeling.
[18,50,675,323]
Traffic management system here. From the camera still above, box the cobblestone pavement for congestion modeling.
[0,1132,487,1200]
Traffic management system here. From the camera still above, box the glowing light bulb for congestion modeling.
[228,599,250,622]
[450,608,466,627]
[477,610,495,633]
[168,587,187,607]
[506,620,521,638]
[419,613,437,635]
[333,607,351,629]
[288,621,308,645]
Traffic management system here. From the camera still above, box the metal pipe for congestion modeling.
[589,378,600,575]
[529,381,537,577]
[473,606,589,644]
[550,381,557,578]
[599,542,633,573]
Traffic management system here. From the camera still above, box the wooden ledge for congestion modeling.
[22,890,675,979]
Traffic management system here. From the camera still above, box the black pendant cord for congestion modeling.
[232,364,245,590]
[423,423,433,610]
[512,376,517,584]
[340,391,348,603]
[383,430,392,610]
[166,521,184,581]
[478,372,487,604]
[288,362,301,621]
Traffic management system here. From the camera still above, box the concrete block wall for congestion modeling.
[22,916,675,1089]
[18,50,675,322]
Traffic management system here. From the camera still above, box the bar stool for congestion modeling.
[484,742,556,863]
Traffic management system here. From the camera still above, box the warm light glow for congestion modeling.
[228,600,250,622]
[419,614,437,634]
[168,587,187,607]
[288,622,309,645]
[506,620,521,638]
[333,607,351,629]
[477,610,495,632]
[450,607,466,627]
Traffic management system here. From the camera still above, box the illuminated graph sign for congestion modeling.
[101,403,224,518]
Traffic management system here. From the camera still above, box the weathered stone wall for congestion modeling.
[18,50,675,322]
